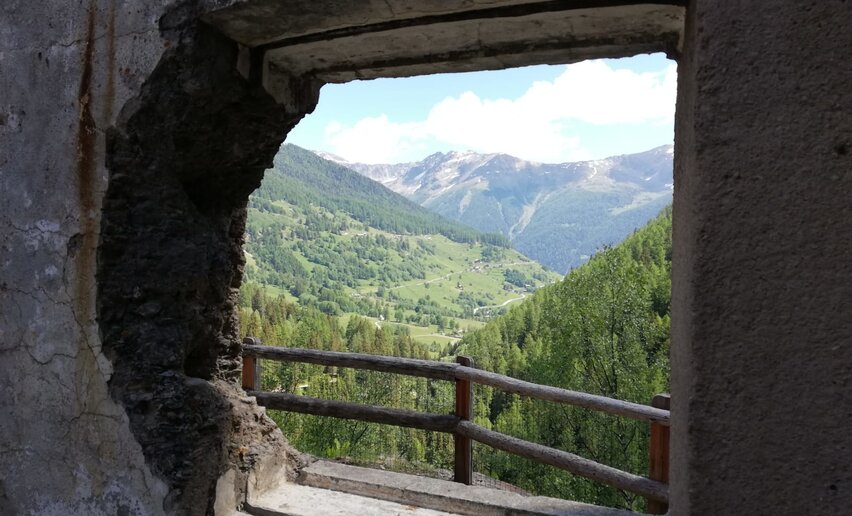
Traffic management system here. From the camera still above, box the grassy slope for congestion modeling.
[245,145,560,347]
[246,200,557,347]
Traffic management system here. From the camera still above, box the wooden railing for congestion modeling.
[241,337,670,513]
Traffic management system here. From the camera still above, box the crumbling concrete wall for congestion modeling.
[1,1,316,514]
[99,8,319,512]
[671,1,852,514]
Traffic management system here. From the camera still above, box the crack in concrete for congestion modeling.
[1,218,77,275]
[382,0,397,17]
[63,410,123,439]
[1,282,66,307]
[4,217,73,237]
[0,284,83,369]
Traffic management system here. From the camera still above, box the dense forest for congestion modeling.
[239,206,671,511]
[455,206,671,509]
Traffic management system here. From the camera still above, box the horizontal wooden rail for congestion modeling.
[456,367,669,425]
[244,344,458,381]
[243,340,671,506]
[251,391,461,433]
[248,389,668,503]
[244,345,669,425]
[456,421,668,503]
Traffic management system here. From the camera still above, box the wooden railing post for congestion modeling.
[242,337,261,391]
[454,355,474,485]
[647,393,671,514]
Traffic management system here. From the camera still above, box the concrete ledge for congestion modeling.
[298,461,631,516]
[246,482,455,516]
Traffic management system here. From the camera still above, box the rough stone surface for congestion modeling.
[98,7,319,514]
[671,1,852,514]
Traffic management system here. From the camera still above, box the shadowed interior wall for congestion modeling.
[671,1,852,513]
[2,1,179,513]
[98,8,319,513]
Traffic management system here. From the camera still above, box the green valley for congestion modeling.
[329,145,674,272]
[243,144,560,350]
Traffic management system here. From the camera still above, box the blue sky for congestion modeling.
[286,53,675,164]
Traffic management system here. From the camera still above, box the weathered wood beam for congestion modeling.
[456,365,671,426]
[456,421,669,503]
[243,345,669,424]
[251,391,461,433]
[243,344,458,381]
[647,393,671,514]
[249,382,667,501]
[453,356,474,485]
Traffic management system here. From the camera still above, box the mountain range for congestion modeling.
[315,146,673,272]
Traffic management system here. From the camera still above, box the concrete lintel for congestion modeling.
[203,0,686,48]
[205,2,683,84]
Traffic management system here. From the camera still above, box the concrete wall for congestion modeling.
[1,2,174,513]
[1,1,314,514]
[671,1,852,514]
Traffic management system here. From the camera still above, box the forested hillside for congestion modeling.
[238,293,459,474]
[239,205,672,511]
[456,206,671,509]
[245,144,559,350]
[259,145,509,245]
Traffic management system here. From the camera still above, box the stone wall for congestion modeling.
[99,10,319,512]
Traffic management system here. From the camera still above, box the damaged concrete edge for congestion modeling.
[97,2,321,513]
[242,407,316,510]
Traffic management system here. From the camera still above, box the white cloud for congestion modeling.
[323,60,676,164]
[422,92,586,164]
[520,60,677,125]
[324,115,424,163]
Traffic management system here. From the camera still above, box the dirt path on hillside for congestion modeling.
[473,293,527,314]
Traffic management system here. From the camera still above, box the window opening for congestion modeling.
[239,54,675,511]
